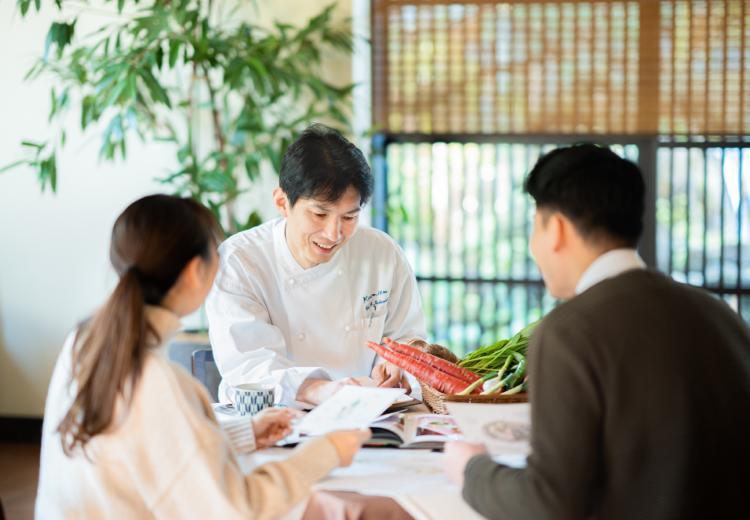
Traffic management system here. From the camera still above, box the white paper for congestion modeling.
[295,386,405,435]
[445,402,531,457]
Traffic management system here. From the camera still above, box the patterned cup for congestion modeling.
[227,383,275,416]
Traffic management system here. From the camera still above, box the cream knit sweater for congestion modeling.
[36,306,340,519]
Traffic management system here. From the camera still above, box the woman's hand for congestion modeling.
[326,429,371,466]
[251,408,302,449]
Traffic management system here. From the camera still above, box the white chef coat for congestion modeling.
[206,218,427,406]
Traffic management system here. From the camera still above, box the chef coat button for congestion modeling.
[337,269,343,276]
[288,278,295,285]
[298,333,305,341]
[344,325,351,332]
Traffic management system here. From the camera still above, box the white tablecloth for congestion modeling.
[238,447,485,520]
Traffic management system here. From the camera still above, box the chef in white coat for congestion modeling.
[206,124,426,407]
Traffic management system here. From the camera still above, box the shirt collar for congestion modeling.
[575,248,646,295]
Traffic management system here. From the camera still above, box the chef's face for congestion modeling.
[275,185,362,269]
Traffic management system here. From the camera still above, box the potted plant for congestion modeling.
[4,0,355,235]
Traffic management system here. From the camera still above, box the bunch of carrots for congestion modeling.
[367,320,539,397]
[366,338,482,395]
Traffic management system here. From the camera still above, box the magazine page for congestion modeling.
[353,376,422,413]
[401,414,463,449]
[295,386,405,436]
[445,402,531,459]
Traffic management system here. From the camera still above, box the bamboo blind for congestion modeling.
[371,0,750,136]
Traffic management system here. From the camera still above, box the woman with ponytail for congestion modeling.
[35,195,369,518]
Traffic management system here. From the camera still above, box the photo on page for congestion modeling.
[368,413,463,449]
[445,402,531,467]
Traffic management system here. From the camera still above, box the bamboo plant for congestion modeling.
[6,0,355,234]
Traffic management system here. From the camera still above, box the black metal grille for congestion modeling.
[656,140,750,316]
[372,134,750,354]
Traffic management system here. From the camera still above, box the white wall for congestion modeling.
[0,0,355,417]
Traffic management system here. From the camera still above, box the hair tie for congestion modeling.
[125,265,176,305]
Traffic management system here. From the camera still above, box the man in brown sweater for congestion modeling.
[443,144,750,519]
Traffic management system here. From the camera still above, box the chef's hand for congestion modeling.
[326,429,371,466]
[442,441,488,487]
[371,362,412,394]
[251,408,303,449]
[296,377,362,405]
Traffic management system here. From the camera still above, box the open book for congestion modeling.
[286,386,457,449]
[367,412,462,449]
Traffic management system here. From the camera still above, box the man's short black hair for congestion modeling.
[279,123,373,207]
[524,144,645,247]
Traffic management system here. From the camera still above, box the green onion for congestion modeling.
[459,320,539,392]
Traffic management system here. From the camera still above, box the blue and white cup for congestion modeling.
[226,383,275,416]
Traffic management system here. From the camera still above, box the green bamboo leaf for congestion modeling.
[168,39,180,68]
[19,0,31,16]
[48,152,57,191]
[43,23,59,60]
[103,77,128,107]
[23,61,42,81]
[243,210,262,230]
[197,170,232,193]
[244,153,260,181]
[100,115,123,160]
[177,145,190,163]
[0,160,27,174]
[81,95,92,128]
[44,21,76,61]
[38,159,48,190]
[49,88,57,121]
[155,45,164,70]
[58,87,69,110]
[139,68,171,107]
[21,140,44,149]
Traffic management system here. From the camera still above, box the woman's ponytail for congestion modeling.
[57,194,220,455]
[59,269,155,455]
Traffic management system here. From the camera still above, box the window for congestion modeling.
[371,0,750,353]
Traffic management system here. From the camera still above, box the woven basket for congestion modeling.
[420,382,528,415]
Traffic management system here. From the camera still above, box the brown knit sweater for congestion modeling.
[464,270,750,519]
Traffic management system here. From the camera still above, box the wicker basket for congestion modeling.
[420,382,528,415]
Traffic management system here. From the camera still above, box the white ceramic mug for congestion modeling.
[226,383,275,416]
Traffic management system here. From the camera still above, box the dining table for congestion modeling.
[216,398,531,519]
[237,445,486,519]
[216,401,481,519]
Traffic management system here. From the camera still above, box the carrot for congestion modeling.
[383,337,481,383]
[367,341,478,395]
